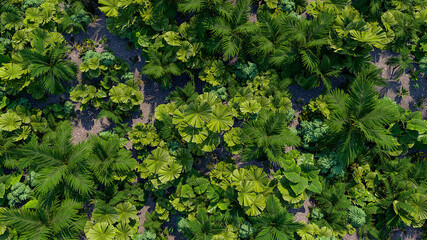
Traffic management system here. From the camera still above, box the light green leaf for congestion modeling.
[307,179,322,194]
[207,105,234,133]
[99,0,120,17]
[86,222,116,240]
[93,206,119,225]
[246,194,266,216]
[115,202,138,223]
[184,101,212,128]
[290,177,308,195]
[145,147,171,174]
[0,63,25,81]
[163,31,181,46]
[0,111,22,131]
[158,162,182,183]
[284,172,302,183]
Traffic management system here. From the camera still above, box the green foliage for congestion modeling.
[0,63,26,81]
[280,0,296,12]
[326,79,400,166]
[205,85,228,101]
[275,156,323,206]
[252,196,304,240]
[298,119,329,151]
[43,101,75,119]
[419,57,427,74]
[207,0,257,60]
[1,0,426,239]
[235,62,258,80]
[19,42,77,98]
[129,123,161,149]
[142,48,181,89]
[238,221,254,239]
[101,52,116,66]
[0,199,86,239]
[199,60,232,86]
[310,207,324,221]
[21,0,44,10]
[59,2,91,34]
[314,183,352,233]
[85,202,139,240]
[19,121,93,206]
[347,205,366,227]
[137,230,157,240]
[70,84,106,110]
[317,152,345,179]
[6,182,31,207]
[181,207,227,240]
[300,95,331,121]
[26,171,38,187]
[88,134,138,186]
[241,110,300,165]
[109,81,144,110]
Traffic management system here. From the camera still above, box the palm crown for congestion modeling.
[242,110,300,166]
[19,121,93,206]
[326,79,399,166]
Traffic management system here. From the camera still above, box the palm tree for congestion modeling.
[19,41,77,98]
[270,12,338,89]
[88,135,138,187]
[248,6,289,70]
[241,110,301,166]
[0,199,85,239]
[207,0,258,60]
[182,207,226,240]
[252,196,303,240]
[19,121,93,206]
[167,81,199,105]
[313,183,351,232]
[178,0,234,42]
[326,79,399,166]
[141,48,181,88]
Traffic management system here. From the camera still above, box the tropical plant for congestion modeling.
[326,79,399,166]
[19,121,93,206]
[128,123,161,150]
[141,48,181,88]
[298,119,329,151]
[207,0,257,60]
[19,41,77,98]
[6,182,31,207]
[85,202,139,240]
[88,134,138,186]
[313,183,352,232]
[181,207,226,240]
[347,205,366,227]
[58,2,91,34]
[241,110,300,165]
[386,47,415,79]
[0,199,86,239]
[252,196,304,240]
[275,157,323,205]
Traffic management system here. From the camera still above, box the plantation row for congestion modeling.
[0,0,426,239]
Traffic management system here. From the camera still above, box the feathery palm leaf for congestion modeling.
[252,196,303,240]
[242,110,300,165]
